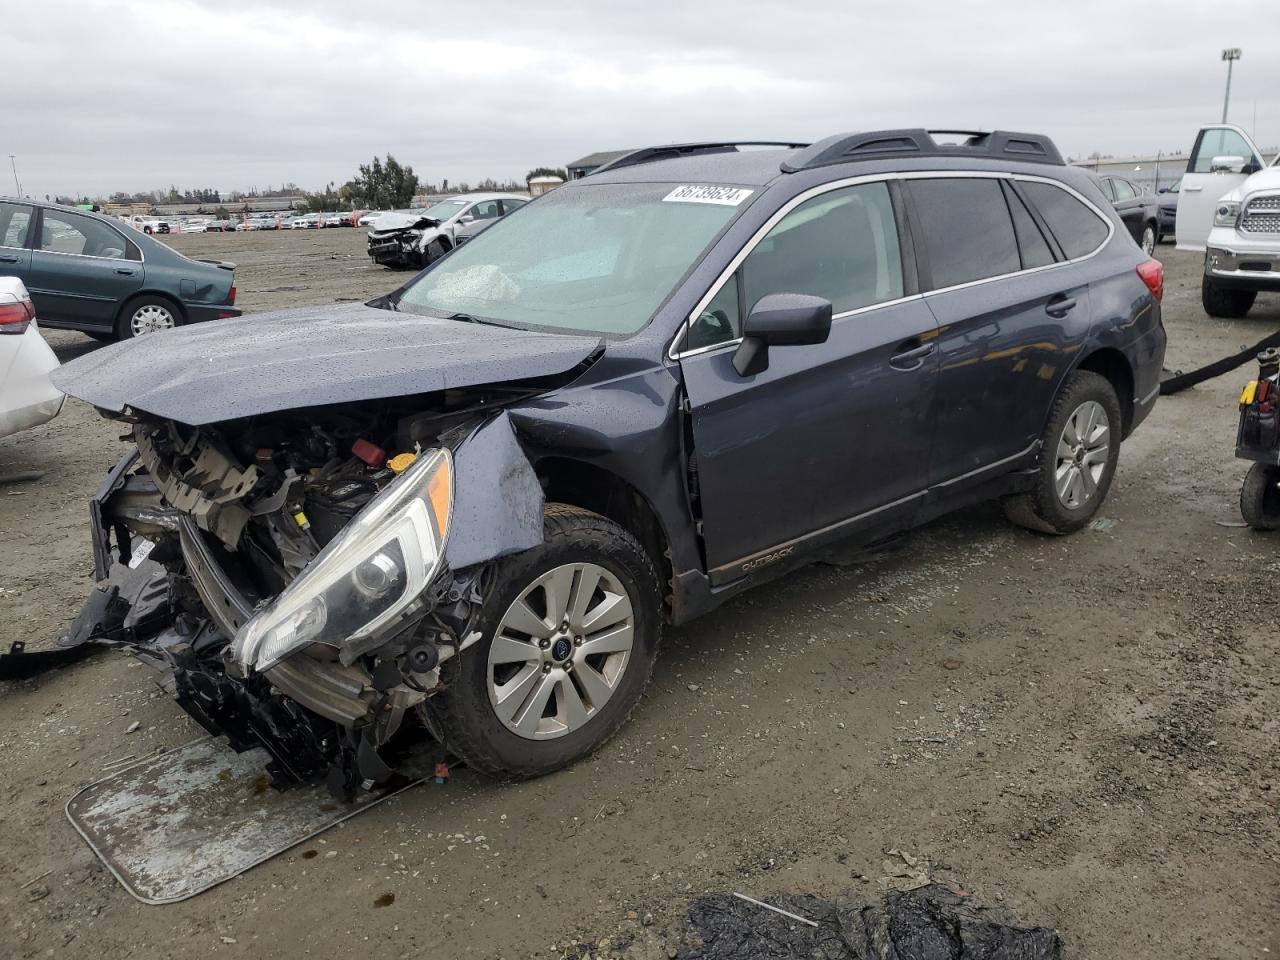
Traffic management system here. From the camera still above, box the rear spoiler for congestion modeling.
[195,259,237,271]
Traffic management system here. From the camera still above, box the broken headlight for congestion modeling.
[233,448,453,672]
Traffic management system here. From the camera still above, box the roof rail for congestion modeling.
[781,129,1065,173]
[589,141,810,176]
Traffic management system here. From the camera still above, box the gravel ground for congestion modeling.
[0,229,1276,959]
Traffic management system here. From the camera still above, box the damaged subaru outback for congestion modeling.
[44,131,1165,797]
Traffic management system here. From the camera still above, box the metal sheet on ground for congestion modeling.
[66,738,420,904]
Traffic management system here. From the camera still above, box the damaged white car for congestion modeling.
[366,194,528,269]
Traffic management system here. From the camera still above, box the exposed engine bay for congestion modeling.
[67,393,547,799]
[366,213,450,270]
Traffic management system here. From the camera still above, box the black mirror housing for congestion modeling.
[733,294,833,376]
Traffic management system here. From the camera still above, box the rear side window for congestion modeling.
[39,209,136,260]
[1020,181,1110,260]
[1112,179,1137,201]
[1000,182,1054,270]
[909,178,1019,288]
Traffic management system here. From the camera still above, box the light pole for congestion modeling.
[7,155,19,197]
[1221,48,1241,123]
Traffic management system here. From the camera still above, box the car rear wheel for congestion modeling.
[1003,370,1122,535]
[1202,277,1257,319]
[116,295,182,339]
[1140,222,1156,256]
[430,504,661,780]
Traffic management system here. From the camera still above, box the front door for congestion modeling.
[28,208,143,328]
[677,180,938,582]
[0,201,33,284]
[1176,124,1265,251]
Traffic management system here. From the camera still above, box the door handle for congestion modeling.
[1184,184,1203,192]
[115,268,136,276]
[1046,294,1077,317]
[889,340,936,371]
[0,255,19,263]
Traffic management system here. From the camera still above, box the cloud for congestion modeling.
[7,0,1278,198]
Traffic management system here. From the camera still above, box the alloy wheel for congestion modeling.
[130,304,176,336]
[1054,400,1110,509]
[1141,225,1156,256]
[487,562,635,740]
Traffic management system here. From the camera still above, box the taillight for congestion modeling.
[1136,259,1163,302]
[0,296,35,335]
[228,285,237,304]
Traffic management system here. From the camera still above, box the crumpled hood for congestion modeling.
[52,303,601,425]
[369,211,439,232]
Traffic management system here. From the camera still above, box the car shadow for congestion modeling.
[47,334,108,364]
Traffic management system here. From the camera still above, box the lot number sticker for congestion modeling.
[663,185,754,206]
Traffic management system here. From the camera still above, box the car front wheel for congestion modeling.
[1004,370,1122,535]
[1202,277,1257,318]
[431,504,662,780]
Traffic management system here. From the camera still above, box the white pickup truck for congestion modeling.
[1176,123,1280,318]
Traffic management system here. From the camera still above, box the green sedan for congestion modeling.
[0,199,240,340]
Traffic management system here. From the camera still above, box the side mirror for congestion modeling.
[457,215,475,225]
[732,293,832,377]
[1210,154,1246,174]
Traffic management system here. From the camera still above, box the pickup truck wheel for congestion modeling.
[116,295,183,339]
[431,504,661,780]
[1240,463,1280,531]
[1140,222,1156,256]
[1202,277,1256,318]
[1003,370,1122,535]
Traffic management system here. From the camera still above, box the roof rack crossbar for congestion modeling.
[589,141,810,176]
[780,129,1065,173]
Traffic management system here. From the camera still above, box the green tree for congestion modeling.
[347,155,419,209]
[526,166,567,184]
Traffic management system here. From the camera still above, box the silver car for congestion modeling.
[365,193,529,269]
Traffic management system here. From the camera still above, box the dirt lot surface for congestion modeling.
[1,229,1277,958]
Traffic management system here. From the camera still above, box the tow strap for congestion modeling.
[1160,327,1280,395]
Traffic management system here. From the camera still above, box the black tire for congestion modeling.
[431,504,662,780]
[1140,221,1157,256]
[115,294,184,340]
[420,238,449,269]
[1240,463,1280,531]
[1003,370,1123,535]
[1202,277,1257,319]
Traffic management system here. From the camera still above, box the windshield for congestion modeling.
[423,198,468,220]
[395,182,748,335]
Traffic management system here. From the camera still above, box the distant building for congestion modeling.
[566,150,633,180]
[527,175,564,197]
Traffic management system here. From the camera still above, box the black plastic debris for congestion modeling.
[671,884,1062,960]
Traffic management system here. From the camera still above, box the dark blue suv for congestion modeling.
[51,130,1165,792]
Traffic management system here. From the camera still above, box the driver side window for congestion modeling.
[684,181,903,352]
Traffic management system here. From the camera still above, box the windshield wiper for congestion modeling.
[449,313,485,324]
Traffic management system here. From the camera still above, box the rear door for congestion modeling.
[677,180,938,581]
[1176,124,1266,250]
[908,175,1093,486]
[0,202,34,284]
[28,208,143,328]
[1108,178,1144,243]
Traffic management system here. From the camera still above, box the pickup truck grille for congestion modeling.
[1241,195,1280,234]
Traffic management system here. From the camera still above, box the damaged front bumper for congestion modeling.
[15,412,545,797]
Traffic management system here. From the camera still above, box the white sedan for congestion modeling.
[0,278,63,439]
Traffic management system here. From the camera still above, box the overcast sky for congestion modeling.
[8,0,1279,199]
